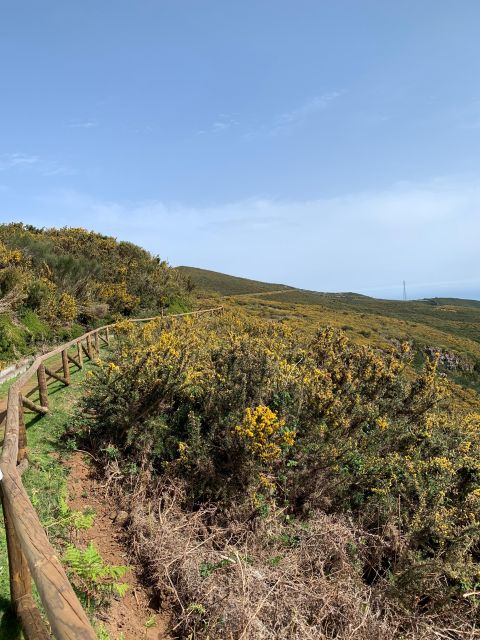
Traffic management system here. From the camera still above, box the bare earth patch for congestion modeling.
[65,452,171,640]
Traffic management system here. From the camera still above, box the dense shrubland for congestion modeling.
[204,291,480,401]
[75,311,480,638]
[0,223,191,365]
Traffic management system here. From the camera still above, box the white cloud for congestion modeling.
[198,114,239,135]
[40,165,75,177]
[198,93,341,138]
[0,153,40,169]
[67,120,98,129]
[0,153,74,177]
[243,91,343,139]
[29,175,479,298]
[275,91,343,129]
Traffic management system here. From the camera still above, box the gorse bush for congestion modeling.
[76,311,480,626]
[0,223,191,364]
[0,224,190,317]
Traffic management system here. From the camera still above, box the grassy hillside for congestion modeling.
[179,266,480,330]
[180,266,480,396]
[177,265,293,296]
[0,224,191,366]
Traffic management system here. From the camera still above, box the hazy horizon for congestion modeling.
[179,263,480,302]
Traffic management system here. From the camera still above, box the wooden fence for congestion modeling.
[0,307,223,639]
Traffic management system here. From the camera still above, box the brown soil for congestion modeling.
[65,452,171,640]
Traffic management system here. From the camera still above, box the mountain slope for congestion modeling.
[178,266,480,396]
[177,266,480,333]
[177,266,294,296]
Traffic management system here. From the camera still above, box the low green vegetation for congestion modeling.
[63,543,129,609]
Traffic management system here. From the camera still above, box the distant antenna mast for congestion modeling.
[403,280,407,301]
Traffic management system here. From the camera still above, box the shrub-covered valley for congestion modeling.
[2,225,480,639]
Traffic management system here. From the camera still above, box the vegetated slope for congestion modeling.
[74,311,480,639]
[177,265,293,296]
[180,266,480,395]
[264,289,480,343]
[0,223,191,366]
[179,266,480,335]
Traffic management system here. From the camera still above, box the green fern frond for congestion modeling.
[63,542,130,606]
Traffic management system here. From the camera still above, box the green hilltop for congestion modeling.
[178,265,294,296]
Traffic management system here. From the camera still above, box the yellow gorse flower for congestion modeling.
[376,416,390,431]
[235,405,295,464]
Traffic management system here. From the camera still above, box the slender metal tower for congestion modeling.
[403,280,407,301]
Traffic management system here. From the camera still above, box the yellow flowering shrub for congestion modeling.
[235,405,295,463]
[74,311,480,615]
[98,282,140,313]
[0,223,191,363]
[0,241,23,267]
[57,292,78,322]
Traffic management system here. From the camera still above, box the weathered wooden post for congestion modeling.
[22,397,49,414]
[61,349,70,385]
[77,340,84,368]
[94,331,100,355]
[37,364,49,410]
[17,396,27,464]
[1,495,47,639]
[86,335,94,360]
[1,397,49,639]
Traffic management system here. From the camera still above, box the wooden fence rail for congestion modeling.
[0,306,223,639]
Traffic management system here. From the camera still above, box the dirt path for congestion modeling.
[65,452,171,640]
[0,351,172,638]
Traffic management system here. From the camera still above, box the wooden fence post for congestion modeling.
[17,396,27,464]
[86,335,94,360]
[1,449,48,640]
[45,366,69,385]
[1,497,28,599]
[61,349,70,385]
[37,364,49,410]
[94,331,100,355]
[66,353,81,370]
[77,340,84,368]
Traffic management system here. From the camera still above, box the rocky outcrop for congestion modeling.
[424,346,475,372]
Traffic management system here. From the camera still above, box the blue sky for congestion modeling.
[0,1,479,299]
